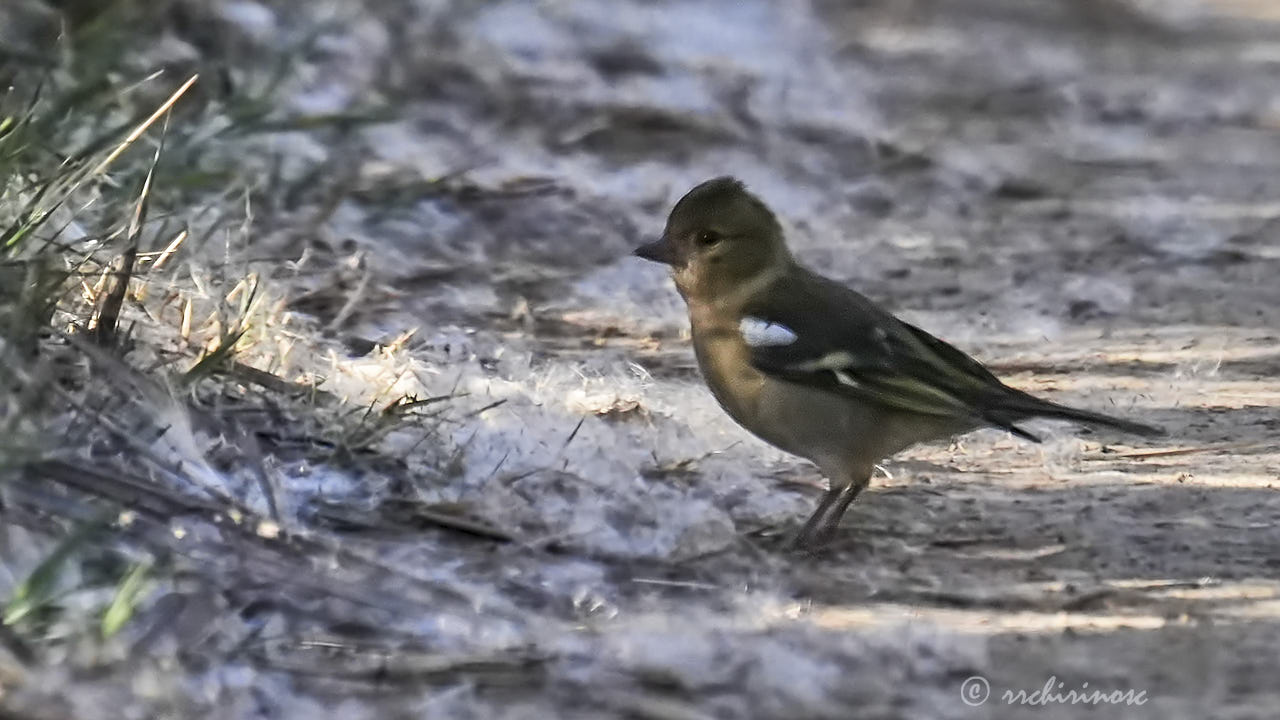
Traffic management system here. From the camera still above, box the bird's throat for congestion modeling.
[676,264,787,314]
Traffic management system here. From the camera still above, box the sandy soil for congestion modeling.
[448,2,1280,714]
[4,0,1280,718]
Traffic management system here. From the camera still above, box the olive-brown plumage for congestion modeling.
[635,177,1162,548]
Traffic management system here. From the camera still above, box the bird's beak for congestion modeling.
[633,236,677,266]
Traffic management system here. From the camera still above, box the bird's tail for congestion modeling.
[998,393,1164,437]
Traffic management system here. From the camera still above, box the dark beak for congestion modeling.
[633,237,677,266]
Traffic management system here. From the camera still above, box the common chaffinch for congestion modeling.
[635,177,1162,549]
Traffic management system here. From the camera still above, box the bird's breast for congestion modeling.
[690,321,769,431]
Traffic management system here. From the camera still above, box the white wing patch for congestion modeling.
[739,316,798,347]
[833,370,861,389]
[793,351,856,372]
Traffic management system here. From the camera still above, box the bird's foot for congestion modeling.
[784,524,840,553]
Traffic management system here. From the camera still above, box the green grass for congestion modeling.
[0,5,471,682]
[0,1,385,658]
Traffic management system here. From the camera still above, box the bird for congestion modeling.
[634,176,1162,549]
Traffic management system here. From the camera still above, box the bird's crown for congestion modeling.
[665,176,783,240]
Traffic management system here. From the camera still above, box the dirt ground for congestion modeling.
[4,0,1280,718]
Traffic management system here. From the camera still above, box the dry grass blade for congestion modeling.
[89,243,137,346]
[91,112,169,345]
[394,504,514,543]
[30,459,224,520]
[1087,440,1274,460]
[182,325,250,385]
[148,228,187,270]
[87,75,198,179]
[2,75,199,254]
[250,638,547,686]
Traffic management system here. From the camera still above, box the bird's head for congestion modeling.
[634,177,792,301]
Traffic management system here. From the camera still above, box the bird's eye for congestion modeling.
[696,230,722,247]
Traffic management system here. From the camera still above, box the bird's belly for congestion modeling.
[758,381,969,468]
[756,380,885,460]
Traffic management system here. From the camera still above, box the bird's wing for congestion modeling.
[741,272,1041,441]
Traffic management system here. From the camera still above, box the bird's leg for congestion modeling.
[819,474,871,542]
[788,486,841,550]
[789,470,872,550]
